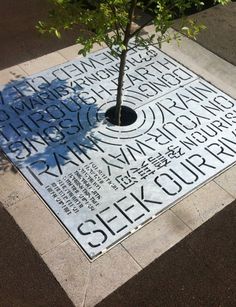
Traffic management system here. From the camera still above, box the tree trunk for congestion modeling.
[114,0,137,126]
[115,49,128,126]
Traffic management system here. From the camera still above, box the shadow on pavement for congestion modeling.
[0,202,75,306]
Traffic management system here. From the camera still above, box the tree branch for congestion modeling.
[127,32,181,52]
[104,0,126,34]
[124,0,137,45]
[130,17,154,38]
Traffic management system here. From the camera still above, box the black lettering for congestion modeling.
[77,219,108,248]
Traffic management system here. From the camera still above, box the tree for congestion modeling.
[38,0,230,126]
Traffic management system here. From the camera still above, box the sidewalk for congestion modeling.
[0,2,236,306]
[173,1,236,66]
[0,202,74,306]
[0,0,80,70]
[98,199,236,307]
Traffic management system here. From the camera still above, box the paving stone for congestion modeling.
[0,65,27,85]
[98,246,234,307]
[42,239,90,307]
[0,152,33,208]
[98,201,236,307]
[19,51,66,75]
[42,239,141,307]
[8,194,69,255]
[171,181,234,230]
[173,2,236,67]
[122,209,191,268]
[84,245,141,307]
[159,27,236,99]
[58,43,106,61]
[185,201,236,289]
[214,164,236,198]
[58,44,84,61]
[0,202,74,307]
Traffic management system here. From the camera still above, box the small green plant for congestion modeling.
[38,0,230,126]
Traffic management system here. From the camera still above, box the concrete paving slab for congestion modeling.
[0,65,27,85]
[185,200,236,289]
[214,164,236,198]
[58,44,84,61]
[122,209,191,268]
[171,181,234,230]
[42,239,90,307]
[173,2,236,67]
[153,26,236,99]
[0,151,33,208]
[42,239,141,307]
[58,43,106,61]
[8,194,69,255]
[83,245,141,307]
[0,202,74,307]
[19,51,67,75]
[98,200,236,307]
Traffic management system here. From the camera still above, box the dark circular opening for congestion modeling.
[105,106,137,126]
